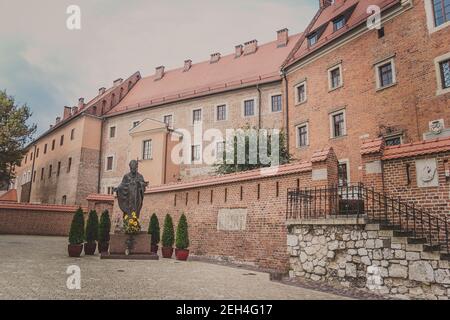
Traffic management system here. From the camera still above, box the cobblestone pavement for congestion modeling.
[0,235,350,300]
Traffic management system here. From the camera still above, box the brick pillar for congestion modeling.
[311,147,339,187]
[360,138,384,191]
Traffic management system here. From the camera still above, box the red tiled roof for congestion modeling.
[361,138,384,155]
[284,0,400,68]
[0,189,17,202]
[382,137,450,160]
[146,161,312,193]
[0,202,87,212]
[311,147,333,163]
[107,33,302,116]
[86,193,115,202]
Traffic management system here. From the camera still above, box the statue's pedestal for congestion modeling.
[101,232,159,260]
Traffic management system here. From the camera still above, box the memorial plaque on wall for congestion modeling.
[217,208,247,231]
[415,158,439,188]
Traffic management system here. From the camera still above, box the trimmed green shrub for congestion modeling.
[85,210,99,243]
[98,210,111,243]
[69,208,85,245]
[148,213,160,245]
[176,214,189,250]
[161,214,174,247]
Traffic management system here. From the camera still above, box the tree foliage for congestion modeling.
[69,208,85,245]
[148,213,160,245]
[85,210,99,243]
[0,90,36,187]
[214,126,291,175]
[98,210,111,243]
[175,214,189,250]
[162,214,174,247]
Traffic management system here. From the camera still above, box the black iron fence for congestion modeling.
[286,184,449,253]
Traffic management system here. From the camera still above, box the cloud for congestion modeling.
[0,0,318,135]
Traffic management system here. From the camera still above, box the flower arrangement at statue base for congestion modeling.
[123,212,141,255]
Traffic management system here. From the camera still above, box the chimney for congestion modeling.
[113,78,123,86]
[183,59,192,72]
[55,116,61,124]
[319,0,333,8]
[78,98,85,109]
[276,28,289,47]
[210,52,221,63]
[235,45,243,58]
[244,40,258,55]
[98,87,106,95]
[71,106,78,115]
[155,66,165,80]
[63,106,71,119]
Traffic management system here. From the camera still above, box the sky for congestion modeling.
[0,0,318,136]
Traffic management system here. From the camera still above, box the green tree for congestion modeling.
[161,214,174,247]
[98,210,111,243]
[175,214,189,250]
[148,213,160,245]
[85,210,99,243]
[214,126,291,175]
[0,90,36,187]
[69,208,85,245]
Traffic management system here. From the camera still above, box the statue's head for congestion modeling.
[129,160,138,174]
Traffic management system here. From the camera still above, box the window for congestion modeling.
[216,105,227,121]
[30,152,33,161]
[51,139,55,150]
[385,135,402,146]
[432,0,450,27]
[439,59,450,89]
[109,126,116,138]
[338,162,349,186]
[41,168,44,181]
[36,148,39,158]
[378,27,385,38]
[48,165,52,178]
[333,16,345,31]
[243,99,255,117]
[60,135,64,146]
[62,195,67,205]
[329,65,342,90]
[24,155,27,164]
[216,141,225,161]
[192,109,202,124]
[67,157,72,173]
[163,115,173,127]
[191,145,200,161]
[70,128,75,140]
[296,124,309,147]
[375,58,396,89]
[271,94,282,112]
[308,32,318,46]
[142,140,152,160]
[330,110,346,138]
[106,156,114,171]
[33,170,36,182]
[57,161,61,176]
[295,82,307,104]
[44,144,47,154]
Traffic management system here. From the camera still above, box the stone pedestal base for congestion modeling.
[101,232,159,260]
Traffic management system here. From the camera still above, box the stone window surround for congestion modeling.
[191,107,203,125]
[384,132,404,146]
[338,158,351,185]
[295,121,309,148]
[105,154,115,172]
[214,103,229,122]
[241,97,258,118]
[269,92,283,113]
[294,79,307,105]
[142,139,153,160]
[327,63,343,91]
[108,125,117,139]
[434,52,450,96]
[329,108,347,139]
[374,56,397,91]
[162,113,175,128]
[424,0,450,34]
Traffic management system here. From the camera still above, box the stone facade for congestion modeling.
[287,221,450,300]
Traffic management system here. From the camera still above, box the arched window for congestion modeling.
[62,195,67,205]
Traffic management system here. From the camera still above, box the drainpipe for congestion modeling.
[257,84,262,129]
[282,71,290,155]
[163,130,169,184]
[29,144,37,202]
[97,118,104,194]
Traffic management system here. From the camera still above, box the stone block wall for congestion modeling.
[287,221,450,300]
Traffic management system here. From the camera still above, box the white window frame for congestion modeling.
[108,125,117,139]
[192,108,203,125]
[374,58,397,90]
[191,144,201,162]
[242,97,257,117]
[294,80,307,105]
[142,139,153,160]
[295,122,309,148]
[384,134,403,146]
[269,92,283,113]
[162,113,174,128]
[424,0,450,34]
[328,64,343,91]
[105,155,115,172]
[434,52,450,96]
[215,140,225,161]
[329,108,347,139]
[215,103,228,122]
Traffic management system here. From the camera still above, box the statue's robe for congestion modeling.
[116,172,146,219]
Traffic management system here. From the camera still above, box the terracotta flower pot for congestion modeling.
[84,242,97,255]
[98,241,109,253]
[175,249,189,261]
[161,246,173,258]
[151,244,159,254]
[68,244,83,257]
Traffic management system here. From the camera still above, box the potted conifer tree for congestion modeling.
[148,213,160,254]
[161,214,174,258]
[175,214,190,261]
[84,210,99,255]
[98,210,111,253]
[68,207,85,257]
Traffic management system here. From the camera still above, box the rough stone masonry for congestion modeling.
[287,220,450,300]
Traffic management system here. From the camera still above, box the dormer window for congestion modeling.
[307,33,318,47]
[333,16,345,31]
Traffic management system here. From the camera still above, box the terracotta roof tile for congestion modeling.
[0,202,87,212]
[0,189,17,202]
[311,147,333,163]
[382,137,450,160]
[86,193,115,202]
[361,138,384,155]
